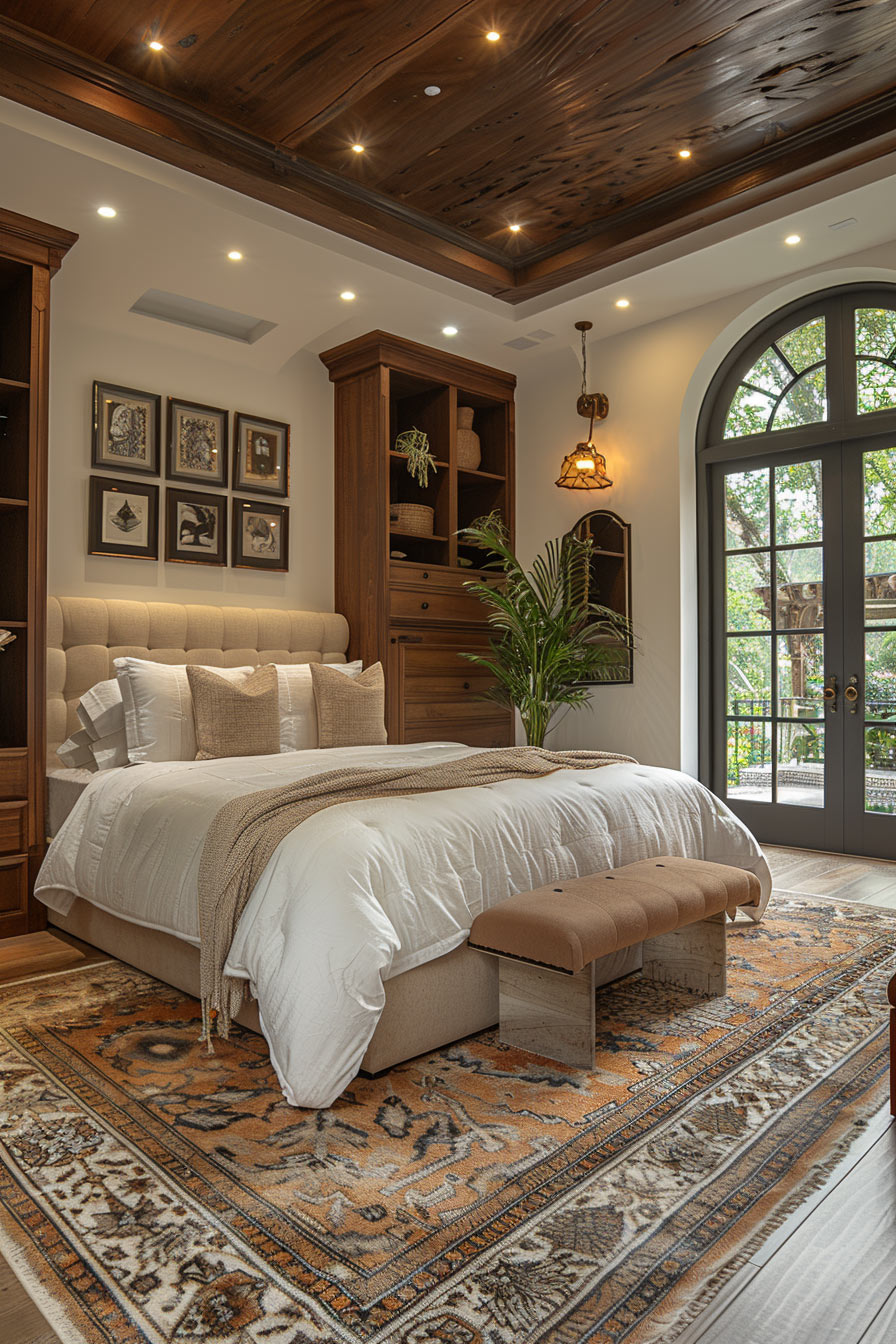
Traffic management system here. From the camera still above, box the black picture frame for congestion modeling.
[88,475,159,560]
[91,380,161,476]
[165,487,227,566]
[166,397,229,487]
[231,497,289,571]
[232,412,289,497]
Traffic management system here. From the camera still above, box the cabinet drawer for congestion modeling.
[405,698,501,727]
[0,751,27,800]
[0,856,27,915]
[391,585,487,625]
[0,802,26,854]
[404,717,512,748]
[390,564,474,589]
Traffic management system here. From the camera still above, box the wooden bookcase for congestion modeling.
[0,209,76,936]
[320,331,516,745]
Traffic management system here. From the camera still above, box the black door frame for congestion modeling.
[698,282,896,852]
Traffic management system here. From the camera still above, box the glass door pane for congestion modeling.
[723,458,826,810]
[862,447,896,816]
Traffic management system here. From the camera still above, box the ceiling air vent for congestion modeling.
[504,336,539,350]
[129,289,277,344]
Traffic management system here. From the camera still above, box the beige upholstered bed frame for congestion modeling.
[44,596,638,1077]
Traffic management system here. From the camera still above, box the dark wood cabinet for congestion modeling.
[0,208,76,935]
[320,331,516,745]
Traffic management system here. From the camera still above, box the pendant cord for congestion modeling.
[581,326,587,397]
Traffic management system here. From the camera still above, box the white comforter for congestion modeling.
[36,742,771,1108]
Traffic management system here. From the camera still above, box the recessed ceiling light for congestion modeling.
[147,39,164,51]
[340,290,356,301]
[615,298,630,309]
[96,205,117,218]
[785,233,802,245]
[351,143,365,154]
[486,30,501,41]
[508,223,522,233]
[424,85,441,96]
[227,250,243,261]
[442,325,458,337]
[678,148,692,159]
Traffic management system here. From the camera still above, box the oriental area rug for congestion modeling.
[0,896,892,1344]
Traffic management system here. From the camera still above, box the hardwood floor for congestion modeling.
[1,856,896,1343]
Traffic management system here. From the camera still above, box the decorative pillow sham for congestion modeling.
[114,657,256,764]
[310,660,387,748]
[76,677,124,741]
[89,727,129,771]
[187,664,280,760]
[56,728,98,771]
[276,660,363,751]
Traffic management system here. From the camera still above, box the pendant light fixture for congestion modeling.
[555,320,612,490]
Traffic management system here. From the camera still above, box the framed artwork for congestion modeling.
[167,398,229,486]
[165,488,227,566]
[88,475,159,560]
[92,380,160,475]
[232,412,289,497]
[231,497,289,571]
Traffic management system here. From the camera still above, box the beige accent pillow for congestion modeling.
[187,664,280,760]
[310,660,387,748]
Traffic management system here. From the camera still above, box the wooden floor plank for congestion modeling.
[857,1285,896,1344]
[0,932,85,984]
[691,1126,896,1343]
[0,1255,62,1344]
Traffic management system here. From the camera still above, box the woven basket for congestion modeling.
[390,502,434,536]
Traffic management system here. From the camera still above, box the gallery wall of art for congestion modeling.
[47,285,335,612]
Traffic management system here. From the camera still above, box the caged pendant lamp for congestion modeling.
[555,320,612,489]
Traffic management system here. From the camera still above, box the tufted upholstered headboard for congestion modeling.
[47,597,350,765]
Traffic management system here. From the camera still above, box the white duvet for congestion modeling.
[36,742,771,1108]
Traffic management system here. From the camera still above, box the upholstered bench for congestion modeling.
[468,856,761,1068]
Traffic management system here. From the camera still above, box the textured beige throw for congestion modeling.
[197,746,635,1044]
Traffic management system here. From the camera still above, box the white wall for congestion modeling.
[516,242,896,770]
[47,283,335,613]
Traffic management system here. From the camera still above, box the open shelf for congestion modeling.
[390,528,448,542]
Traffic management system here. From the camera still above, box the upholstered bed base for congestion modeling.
[51,900,642,1075]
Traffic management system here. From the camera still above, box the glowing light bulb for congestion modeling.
[340,290,356,301]
[615,298,630,309]
[486,30,501,42]
[678,148,692,159]
[576,455,596,471]
[351,143,365,154]
[509,223,521,233]
[442,325,458,337]
[97,205,117,218]
[147,39,163,51]
[227,250,243,261]
[785,233,802,245]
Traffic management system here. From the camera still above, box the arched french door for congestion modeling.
[698,284,896,857]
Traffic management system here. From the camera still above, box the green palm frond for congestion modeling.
[458,511,634,746]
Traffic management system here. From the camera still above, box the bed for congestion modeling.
[38,596,772,1109]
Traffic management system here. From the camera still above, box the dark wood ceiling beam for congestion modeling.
[0,18,516,297]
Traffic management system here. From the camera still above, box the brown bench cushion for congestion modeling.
[468,856,761,975]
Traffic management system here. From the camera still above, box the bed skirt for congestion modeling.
[50,900,642,1075]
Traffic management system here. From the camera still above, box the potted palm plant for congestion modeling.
[459,511,633,747]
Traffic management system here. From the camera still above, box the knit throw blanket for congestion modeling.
[197,746,635,1045]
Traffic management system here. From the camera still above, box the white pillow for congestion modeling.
[77,677,124,741]
[57,728,98,771]
[90,728,129,771]
[115,658,256,763]
[277,661,363,751]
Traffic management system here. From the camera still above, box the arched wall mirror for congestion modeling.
[571,508,632,684]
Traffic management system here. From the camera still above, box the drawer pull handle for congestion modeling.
[463,681,471,690]
[422,571,429,579]
[421,601,429,610]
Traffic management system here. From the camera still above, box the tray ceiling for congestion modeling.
[1,0,896,303]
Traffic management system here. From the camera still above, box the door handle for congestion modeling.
[844,675,860,713]
[823,675,838,712]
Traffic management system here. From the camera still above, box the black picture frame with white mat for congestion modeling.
[88,475,159,559]
[92,380,161,476]
[231,497,289,571]
[165,487,227,566]
[232,412,289,497]
[167,398,229,487]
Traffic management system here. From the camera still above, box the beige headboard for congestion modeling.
[47,596,350,763]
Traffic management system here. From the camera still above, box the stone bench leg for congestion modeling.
[495,914,727,1070]
[641,912,727,996]
[498,960,597,1069]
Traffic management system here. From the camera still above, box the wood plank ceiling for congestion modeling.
[1,1,895,302]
